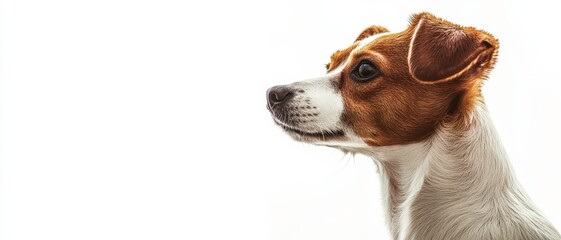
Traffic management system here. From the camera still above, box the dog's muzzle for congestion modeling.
[266,83,346,142]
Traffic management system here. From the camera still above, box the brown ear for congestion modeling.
[355,25,389,42]
[408,14,497,83]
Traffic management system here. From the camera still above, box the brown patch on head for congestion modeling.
[326,43,358,72]
[326,25,389,72]
[355,25,390,42]
[338,12,498,146]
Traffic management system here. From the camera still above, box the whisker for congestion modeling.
[335,152,352,174]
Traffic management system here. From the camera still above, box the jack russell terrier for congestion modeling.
[266,12,560,239]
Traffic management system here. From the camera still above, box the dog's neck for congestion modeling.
[361,103,559,240]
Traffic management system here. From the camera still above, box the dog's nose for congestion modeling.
[267,85,294,106]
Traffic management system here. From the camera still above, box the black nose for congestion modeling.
[267,85,294,106]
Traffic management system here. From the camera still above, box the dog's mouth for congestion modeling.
[273,118,345,140]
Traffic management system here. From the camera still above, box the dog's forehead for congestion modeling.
[328,43,357,72]
[329,32,393,72]
[353,32,394,56]
[356,32,392,50]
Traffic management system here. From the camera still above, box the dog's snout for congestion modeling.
[267,85,294,107]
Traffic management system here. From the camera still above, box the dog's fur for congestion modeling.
[266,13,560,239]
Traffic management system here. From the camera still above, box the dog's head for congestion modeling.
[266,12,498,150]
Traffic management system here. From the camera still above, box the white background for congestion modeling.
[2,0,560,239]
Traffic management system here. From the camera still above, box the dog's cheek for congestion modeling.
[341,83,428,146]
[341,89,379,145]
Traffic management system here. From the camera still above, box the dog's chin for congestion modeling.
[273,118,346,143]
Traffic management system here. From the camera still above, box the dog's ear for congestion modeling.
[355,25,389,42]
[407,13,498,83]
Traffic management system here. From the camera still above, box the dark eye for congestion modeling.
[351,60,380,82]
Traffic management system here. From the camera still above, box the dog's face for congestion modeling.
[267,13,498,150]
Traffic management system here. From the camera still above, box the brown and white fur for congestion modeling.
[266,13,560,240]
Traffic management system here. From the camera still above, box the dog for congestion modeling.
[266,12,560,240]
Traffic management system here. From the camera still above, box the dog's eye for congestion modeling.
[351,60,380,82]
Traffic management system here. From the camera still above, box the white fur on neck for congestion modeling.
[362,103,560,239]
[365,132,434,240]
